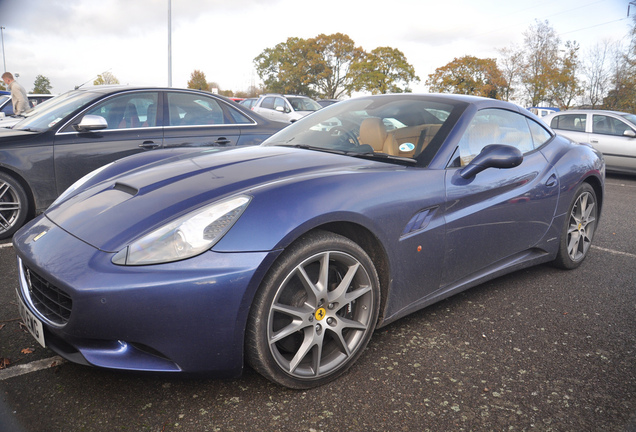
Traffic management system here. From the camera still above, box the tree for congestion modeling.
[187,70,209,91]
[32,75,52,94]
[310,33,364,99]
[497,46,524,101]
[582,41,613,107]
[550,41,582,109]
[350,47,419,94]
[93,71,120,85]
[520,20,561,106]
[254,37,322,97]
[426,55,506,99]
[603,15,636,111]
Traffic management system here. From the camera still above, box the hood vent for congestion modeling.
[113,182,138,196]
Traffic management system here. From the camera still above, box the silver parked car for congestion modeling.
[545,109,636,174]
[252,94,322,123]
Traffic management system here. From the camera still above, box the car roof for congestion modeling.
[549,109,633,116]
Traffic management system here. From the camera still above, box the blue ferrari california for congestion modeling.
[13,94,604,389]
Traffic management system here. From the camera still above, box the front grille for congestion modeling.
[23,265,72,325]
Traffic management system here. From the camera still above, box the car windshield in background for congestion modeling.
[287,97,322,112]
[13,91,97,131]
[264,96,459,164]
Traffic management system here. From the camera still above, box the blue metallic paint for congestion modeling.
[12,94,605,379]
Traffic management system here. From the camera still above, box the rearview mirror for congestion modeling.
[460,144,523,179]
[624,129,636,138]
[74,115,108,132]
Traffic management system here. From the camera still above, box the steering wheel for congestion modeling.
[329,126,360,147]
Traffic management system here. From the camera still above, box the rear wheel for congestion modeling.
[0,173,29,240]
[553,183,597,269]
[246,231,380,389]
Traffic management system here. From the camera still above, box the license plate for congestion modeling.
[16,292,46,348]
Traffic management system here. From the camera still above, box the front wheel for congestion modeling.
[245,231,380,389]
[553,182,598,269]
[0,173,29,240]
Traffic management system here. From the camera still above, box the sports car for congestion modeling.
[13,94,605,389]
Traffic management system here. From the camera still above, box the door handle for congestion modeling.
[546,173,558,188]
[214,137,231,145]
[139,141,160,149]
[590,139,599,144]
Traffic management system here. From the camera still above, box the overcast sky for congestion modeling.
[0,0,632,96]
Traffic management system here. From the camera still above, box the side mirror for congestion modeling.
[460,144,523,179]
[623,129,636,138]
[275,106,285,113]
[74,115,108,132]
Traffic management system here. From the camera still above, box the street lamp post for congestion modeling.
[1,26,6,73]
[167,0,172,87]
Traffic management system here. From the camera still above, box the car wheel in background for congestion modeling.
[246,230,380,389]
[553,183,598,269]
[0,173,29,240]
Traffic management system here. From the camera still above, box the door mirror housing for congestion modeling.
[460,144,523,179]
[74,115,108,132]
[623,129,636,138]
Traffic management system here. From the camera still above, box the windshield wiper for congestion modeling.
[290,144,349,156]
[350,151,417,164]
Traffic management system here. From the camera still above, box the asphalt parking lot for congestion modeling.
[0,173,635,432]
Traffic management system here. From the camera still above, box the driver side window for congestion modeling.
[458,109,534,166]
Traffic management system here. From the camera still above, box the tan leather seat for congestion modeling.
[359,118,387,152]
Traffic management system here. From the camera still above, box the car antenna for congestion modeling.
[75,69,112,90]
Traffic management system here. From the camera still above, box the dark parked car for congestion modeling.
[0,86,286,239]
[13,94,604,389]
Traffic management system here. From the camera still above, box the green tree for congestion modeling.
[187,70,209,91]
[350,47,419,94]
[93,71,120,85]
[32,75,52,94]
[254,37,322,97]
[310,33,364,99]
[426,55,506,99]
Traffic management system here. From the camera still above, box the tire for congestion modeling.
[0,173,29,240]
[245,231,380,389]
[553,182,598,269]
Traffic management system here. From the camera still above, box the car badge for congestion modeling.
[33,230,48,242]
[314,307,326,321]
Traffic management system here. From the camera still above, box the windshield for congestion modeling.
[619,113,636,126]
[287,97,322,112]
[264,96,458,164]
[13,91,99,131]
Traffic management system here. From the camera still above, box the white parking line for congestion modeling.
[0,356,66,381]
[592,245,636,259]
[0,243,13,249]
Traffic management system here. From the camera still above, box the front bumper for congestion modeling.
[13,215,277,376]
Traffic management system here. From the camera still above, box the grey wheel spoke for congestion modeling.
[289,327,321,374]
[0,214,10,230]
[328,262,359,302]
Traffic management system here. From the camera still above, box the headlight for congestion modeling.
[50,162,114,208]
[112,195,251,266]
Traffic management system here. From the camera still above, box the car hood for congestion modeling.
[0,127,39,141]
[46,146,382,252]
